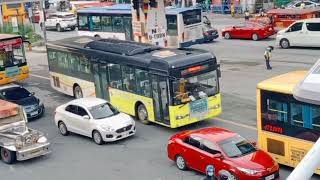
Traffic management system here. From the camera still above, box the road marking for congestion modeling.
[30,73,50,80]
[214,117,257,131]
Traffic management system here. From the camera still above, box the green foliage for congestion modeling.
[0,23,43,43]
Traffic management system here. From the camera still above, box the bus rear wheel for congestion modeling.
[137,104,150,125]
[73,85,83,99]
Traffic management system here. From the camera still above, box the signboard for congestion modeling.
[189,98,208,118]
[5,66,20,77]
[145,0,167,47]
[132,21,143,36]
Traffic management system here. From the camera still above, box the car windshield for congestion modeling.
[218,135,256,158]
[89,102,120,119]
[1,87,31,101]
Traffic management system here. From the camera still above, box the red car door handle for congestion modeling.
[200,156,205,159]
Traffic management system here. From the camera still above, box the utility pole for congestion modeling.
[0,5,3,30]
[40,0,48,45]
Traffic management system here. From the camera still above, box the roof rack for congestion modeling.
[84,39,160,56]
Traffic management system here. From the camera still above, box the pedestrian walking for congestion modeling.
[264,46,274,70]
[204,165,218,180]
[244,9,250,20]
[231,3,235,17]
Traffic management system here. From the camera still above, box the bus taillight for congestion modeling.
[182,32,185,41]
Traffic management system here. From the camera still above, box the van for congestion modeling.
[276,18,320,48]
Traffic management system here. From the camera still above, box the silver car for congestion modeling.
[0,100,50,164]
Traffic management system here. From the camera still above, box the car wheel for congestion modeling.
[280,39,290,49]
[137,104,150,125]
[58,121,69,136]
[224,32,231,39]
[0,148,16,164]
[56,24,62,32]
[175,155,187,170]
[252,33,259,41]
[92,131,103,145]
[73,85,83,99]
[70,26,76,31]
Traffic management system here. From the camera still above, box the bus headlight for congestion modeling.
[209,104,220,110]
[176,114,189,120]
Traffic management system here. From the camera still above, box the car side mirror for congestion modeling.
[232,26,236,29]
[83,115,90,120]
[213,152,224,159]
[30,92,35,96]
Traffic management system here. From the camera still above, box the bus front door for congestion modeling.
[93,63,110,101]
[151,75,170,125]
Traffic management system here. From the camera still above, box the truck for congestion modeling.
[0,100,50,164]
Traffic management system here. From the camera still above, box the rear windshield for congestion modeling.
[182,10,201,26]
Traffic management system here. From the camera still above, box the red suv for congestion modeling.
[167,127,279,180]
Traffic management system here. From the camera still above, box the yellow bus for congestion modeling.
[257,70,320,174]
[46,36,222,128]
[0,34,29,85]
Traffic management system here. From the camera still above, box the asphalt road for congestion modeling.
[2,15,320,180]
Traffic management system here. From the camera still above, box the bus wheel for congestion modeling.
[224,32,231,39]
[137,104,150,125]
[73,85,83,99]
[280,39,290,49]
[0,148,16,164]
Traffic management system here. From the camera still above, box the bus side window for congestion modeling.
[101,15,112,31]
[312,106,320,130]
[78,15,89,30]
[122,66,136,93]
[68,54,80,72]
[79,56,90,74]
[136,69,150,97]
[290,103,304,127]
[47,49,58,71]
[267,99,288,122]
[57,51,68,71]
[108,64,122,90]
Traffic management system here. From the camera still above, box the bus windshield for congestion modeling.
[0,45,26,69]
[173,70,218,105]
[182,10,202,26]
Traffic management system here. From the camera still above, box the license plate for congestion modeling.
[30,111,38,116]
[31,149,41,154]
[265,174,274,180]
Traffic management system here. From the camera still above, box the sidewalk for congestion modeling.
[26,41,46,53]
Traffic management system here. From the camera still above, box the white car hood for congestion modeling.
[95,113,133,130]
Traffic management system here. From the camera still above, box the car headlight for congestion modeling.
[237,167,263,175]
[15,136,24,149]
[100,125,114,132]
[37,136,48,143]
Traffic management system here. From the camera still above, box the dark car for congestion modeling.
[0,84,44,120]
[203,16,219,42]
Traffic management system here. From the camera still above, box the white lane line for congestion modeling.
[30,73,50,80]
[30,72,258,131]
[214,117,257,131]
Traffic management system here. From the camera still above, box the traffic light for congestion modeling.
[44,0,50,9]
[132,0,142,10]
[149,0,157,8]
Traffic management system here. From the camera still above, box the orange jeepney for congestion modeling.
[265,7,320,29]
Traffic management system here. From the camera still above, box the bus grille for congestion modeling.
[116,125,132,133]
[267,138,285,156]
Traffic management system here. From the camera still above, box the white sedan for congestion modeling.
[54,97,136,145]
